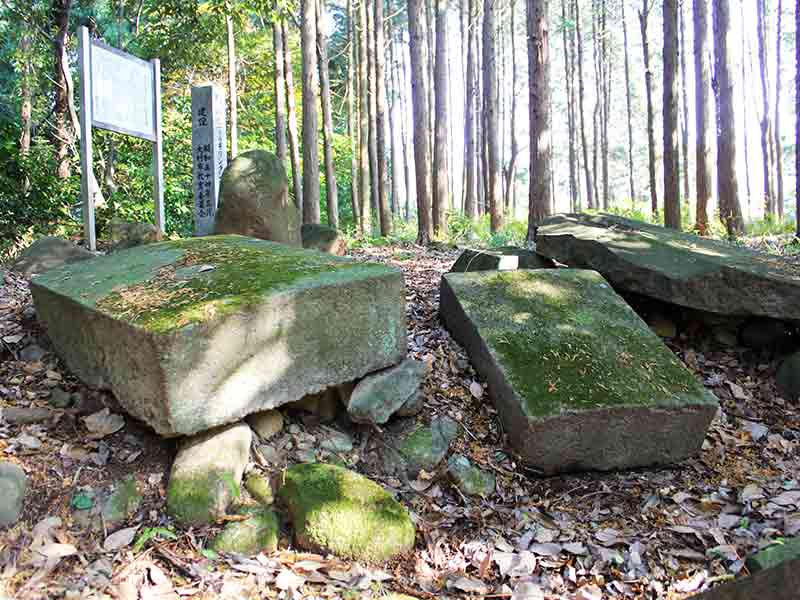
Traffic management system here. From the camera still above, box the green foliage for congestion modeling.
[132,526,178,553]
[446,213,528,248]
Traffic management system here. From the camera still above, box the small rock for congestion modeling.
[319,428,354,454]
[244,473,274,505]
[396,416,458,477]
[10,237,94,279]
[48,388,74,409]
[447,454,495,497]
[1,406,51,425]
[210,507,279,555]
[347,359,429,425]
[296,448,317,463]
[19,344,46,362]
[449,247,554,273]
[278,463,415,562]
[166,423,252,525]
[246,410,284,441]
[713,327,739,347]
[301,223,346,256]
[0,462,28,527]
[777,352,800,401]
[289,389,341,422]
[101,475,143,528]
[647,314,677,338]
[108,220,162,251]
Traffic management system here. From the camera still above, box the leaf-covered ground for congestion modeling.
[1,242,799,600]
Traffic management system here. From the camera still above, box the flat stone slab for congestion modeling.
[694,538,800,599]
[30,235,405,436]
[450,246,554,273]
[440,269,718,474]
[536,213,800,320]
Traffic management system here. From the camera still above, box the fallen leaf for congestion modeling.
[528,542,562,557]
[469,381,484,399]
[448,575,490,594]
[512,581,545,600]
[104,526,139,552]
[275,569,305,590]
[83,409,124,439]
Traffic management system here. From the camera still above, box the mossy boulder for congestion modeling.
[450,246,554,273]
[0,462,27,527]
[215,149,301,246]
[536,213,800,320]
[166,423,251,525]
[244,472,274,505]
[11,237,94,279]
[210,507,279,555]
[347,358,429,425]
[301,223,346,256]
[109,220,162,251]
[30,235,405,436]
[278,463,415,562]
[440,269,718,474]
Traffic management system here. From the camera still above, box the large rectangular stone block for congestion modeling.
[31,236,406,436]
[440,269,717,474]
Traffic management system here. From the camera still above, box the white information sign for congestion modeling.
[78,26,164,251]
[91,42,156,141]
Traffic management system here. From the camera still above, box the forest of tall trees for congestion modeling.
[0,0,799,253]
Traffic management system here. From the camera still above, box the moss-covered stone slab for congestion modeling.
[694,539,800,599]
[278,463,415,562]
[166,422,251,525]
[450,246,554,273]
[536,213,800,320]
[440,269,718,474]
[210,507,279,555]
[30,235,405,436]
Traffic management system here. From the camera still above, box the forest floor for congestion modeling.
[1,240,800,600]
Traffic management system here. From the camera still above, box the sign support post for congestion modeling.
[77,25,163,251]
[78,26,96,251]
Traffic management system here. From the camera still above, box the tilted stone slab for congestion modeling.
[449,246,555,273]
[31,235,405,436]
[440,269,717,474]
[536,213,800,320]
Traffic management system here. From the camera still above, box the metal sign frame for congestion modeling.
[78,26,164,251]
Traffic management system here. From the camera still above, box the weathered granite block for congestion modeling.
[440,269,717,474]
[31,236,405,436]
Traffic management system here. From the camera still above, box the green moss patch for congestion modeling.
[444,270,716,419]
[278,463,415,563]
[210,507,279,555]
[166,469,241,525]
[35,235,396,334]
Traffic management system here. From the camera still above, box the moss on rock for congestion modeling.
[210,507,279,555]
[278,463,415,562]
[102,475,142,526]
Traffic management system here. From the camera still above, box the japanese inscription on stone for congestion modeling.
[191,84,227,236]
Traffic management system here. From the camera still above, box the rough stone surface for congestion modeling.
[0,406,51,425]
[347,359,429,425]
[440,269,718,474]
[450,246,555,273]
[447,454,495,497]
[536,213,800,320]
[396,416,458,476]
[11,237,94,279]
[210,507,279,555]
[30,236,405,436]
[166,423,251,525]
[746,537,800,572]
[776,352,800,400]
[0,461,28,527]
[301,224,346,256]
[244,472,274,505]
[214,150,301,246]
[278,463,415,562]
[246,410,284,441]
[48,388,74,409]
[101,475,142,528]
[289,389,341,422]
[694,540,800,599]
[109,220,162,251]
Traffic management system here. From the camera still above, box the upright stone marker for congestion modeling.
[191,84,227,236]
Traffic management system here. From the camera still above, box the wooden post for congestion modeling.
[78,26,96,251]
[152,58,165,234]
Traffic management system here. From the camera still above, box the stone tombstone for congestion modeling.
[191,84,227,236]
